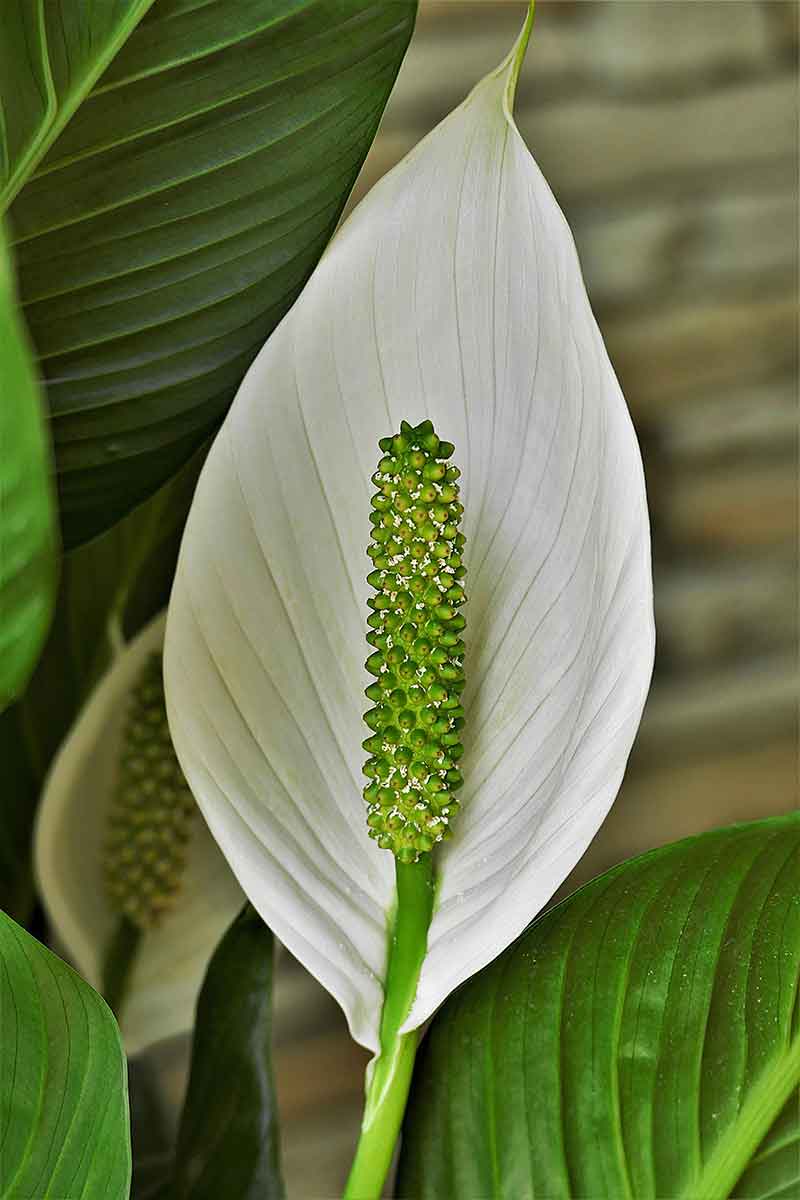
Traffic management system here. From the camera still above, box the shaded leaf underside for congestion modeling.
[398,815,800,1199]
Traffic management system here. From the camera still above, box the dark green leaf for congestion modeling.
[398,814,800,1199]
[128,1057,176,1200]
[0,221,57,710]
[0,2,154,207]
[169,904,284,1199]
[6,0,417,546]
[0,907,131,1198]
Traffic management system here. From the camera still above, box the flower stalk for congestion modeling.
[346,419,466,1196]
[344,856,435,1199]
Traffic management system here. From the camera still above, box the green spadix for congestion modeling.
[104,653,196,930]
[363,419,467,862]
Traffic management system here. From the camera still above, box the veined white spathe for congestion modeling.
[35,612,244,1055]
[164,13,654,1055]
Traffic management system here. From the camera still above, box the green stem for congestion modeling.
[102,914,143,1022]
[344,856,435,1200]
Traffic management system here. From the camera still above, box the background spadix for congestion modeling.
[164,14,654,1052]
[35,612,244,1056]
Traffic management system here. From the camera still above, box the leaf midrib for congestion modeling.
[89,0,320,98]
[34,5,394,181]
[13,54,389,245]
[0,0,158,212]
[691,1032,800,1200]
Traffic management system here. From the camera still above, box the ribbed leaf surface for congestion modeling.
[6,0,416,546]
[0,1,154,205]
[398,815,800,1199]
[0,909,130,1199]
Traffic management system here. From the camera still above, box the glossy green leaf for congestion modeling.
[0,2,155,207]
[0,222,57,711]
[0,908,131,1199]
[169,904,284,1200]
[5,0,417,546]
[398,814,800,1200]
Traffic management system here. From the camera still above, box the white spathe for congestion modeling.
[164,17,654,1054]
[35,612,244,1056]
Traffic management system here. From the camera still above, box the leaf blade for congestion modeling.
[397,815,800,1199]
[0,909,131,1199]
[0,0,156,208]
[170,904,284,1200]
[8,0,417,546]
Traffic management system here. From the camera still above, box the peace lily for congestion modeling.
[164,6,653,1189]
[35,612,244,1056]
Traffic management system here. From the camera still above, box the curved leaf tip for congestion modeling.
[502,0,536,118]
